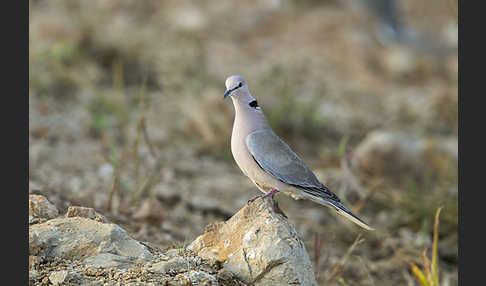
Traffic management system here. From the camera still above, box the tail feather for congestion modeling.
[304,193,374,231]
[328,200,374,231]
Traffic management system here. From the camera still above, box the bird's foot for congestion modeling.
[263,189,280,199]
[247,189,280,204]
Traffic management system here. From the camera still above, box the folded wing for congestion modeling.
[246,129,339,202]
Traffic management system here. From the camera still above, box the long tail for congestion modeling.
[304,193,374,230]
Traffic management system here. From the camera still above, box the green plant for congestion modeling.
[409,207,442,286]
[171,237,191,257]
[337,135,349,158]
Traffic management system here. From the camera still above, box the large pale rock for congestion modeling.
[29,194,59,224]
[351,130,457,178]
[189,198,317,286]
[29,217,153,264]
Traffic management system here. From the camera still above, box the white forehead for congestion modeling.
[225,75,246,89]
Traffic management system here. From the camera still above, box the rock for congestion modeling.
[153,182,181,205]
[66,206,109,223]
[29,217,153,262]
[132,198,165,224]
[180,270,218,285]
[382,47,415,75]
[83,253,135,268]
[29,255,42,269]
[216,268,240,285]
[98,163,114,180]
[49,270,69,285]
[28,200,247,284]
[351,130,457,179]
[29,269,39,281]
[166,248,184,259]
[189,198,317,286]
[29,194,59,224]
[149,257,189,274]
[169,5,207,32]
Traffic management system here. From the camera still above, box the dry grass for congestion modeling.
[409,207,443,286]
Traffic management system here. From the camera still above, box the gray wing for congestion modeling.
[246,129,340,202]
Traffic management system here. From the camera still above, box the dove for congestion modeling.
[223,75,373,230]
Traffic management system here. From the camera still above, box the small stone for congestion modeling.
[382,47,415,75]
[98,163,114,180]
[153,182,181,205]
[217,268,235,282]
[83,253,135,269]
[29,255,41,269]
[29,269,39,280]
[49,270,69,285]
[169,6,207,32]
[66,206,109,223]
[181,270,217,285]
[149,257,189,274]
[132,199,164,224]
[29,195,59,224]
[166,249,182,258]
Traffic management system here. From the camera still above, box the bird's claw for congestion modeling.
[247,195,262,204]
[247,189,279,204]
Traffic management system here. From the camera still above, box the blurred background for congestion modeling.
[29,0,457,285]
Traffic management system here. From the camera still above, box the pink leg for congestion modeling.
[247,189,280,204]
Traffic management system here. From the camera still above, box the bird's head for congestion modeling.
[223,75,248,99]
[223,75,261,111]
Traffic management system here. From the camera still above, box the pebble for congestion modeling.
[49,270,68,285]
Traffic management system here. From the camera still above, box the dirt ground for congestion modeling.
[29,1,457,285]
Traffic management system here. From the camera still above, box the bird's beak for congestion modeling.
[223,89,232,99]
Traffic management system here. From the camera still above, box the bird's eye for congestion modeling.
[238,82,243,88]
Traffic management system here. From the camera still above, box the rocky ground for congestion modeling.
[29,1,457,285]
[29,194,318,285]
